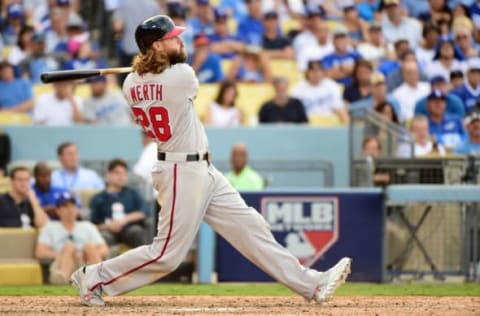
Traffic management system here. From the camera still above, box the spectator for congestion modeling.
[451,57,480,113]
[322,25,362,86]
[32,162,68,219]
[356,22,393,66]
[218,0,248,21]
[189,34,224,84]
[450,69,465,89]
[7,25,34,66]
[237,0,264,45]
[402,0,430,19]
[259,77,308,124]
[188,0,215,37]
[380,0,423,48]
[18,32,64,84]
[392,60,431,122]
[455,109,480,154]
[360,72,402,118]
[425,89,466,149]
[44,8,68,53]
[454,26,479,59]
[113,0,162,81]
[414,74,466,118]
[343,59,374,104]
[293,5,333,71]
[1,3,26,46]
[169,2,194,57]
[386,49,430,93]
[51,142,105,191]
[0,61,34,113]
[225,143,264,191]
[227,45,273,83]
[0,166,48,228]
[362,135,382,158]
[204,80,242,127]
[415,23,441,71]
[33,80,84,125]
[62,38,108,71]
[424,36,467,80]
[83,76,132,125]
[417,0,452,26]
[291,60,349,123]
[341,1,368,45]
[375,100,400,124]
[90,159,150,249]
[0,132,10,177]
[397,115,446,157]
[208,8,245,60]
[35,191,109,284]
[262,11,293,60]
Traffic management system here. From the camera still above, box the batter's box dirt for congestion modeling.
[0,296,478,315]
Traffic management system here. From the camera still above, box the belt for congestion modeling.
[157,151,210,163]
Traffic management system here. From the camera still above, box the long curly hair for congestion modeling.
[132,48,170,76]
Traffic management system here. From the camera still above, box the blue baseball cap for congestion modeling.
[214,8,228,20]
[429,74,448,85]
[55,191,76,207]
[427,89,447,100]
[196,0,209,5]
[7,3,24,18]
[305,4,325,18]
[57,0,70,6]
[86,75,107,83]
[263,11,278,19]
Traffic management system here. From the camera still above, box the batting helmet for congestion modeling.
[135,15,185,54]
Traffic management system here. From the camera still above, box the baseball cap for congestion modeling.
[86,75,107,83]
[168,2,188,19]
[57,0,70,6]
[430,74,448,85]
[196,0,209,5]
[464,110,480,125]
[263,11,278,19]
[32,32,46,42]
[67,13,85,29]
[7,3,24,18]
[369,21,382,31]
[383,0,400,6]
[55,191,76,207]
[214,8,228,21]
[467,58,480,71]
[307,60,323,71]
[193,34,209,47]
[305,4,326,18]
[333,25,349,37]
[339,0,356,10]
[370,72,386,85]
[427,89,447,100]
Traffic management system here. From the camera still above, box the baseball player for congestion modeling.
[70,15,351,307]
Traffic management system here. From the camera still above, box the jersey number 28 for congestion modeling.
[131,106,172,142]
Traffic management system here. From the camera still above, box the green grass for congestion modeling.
[0,283,479,297]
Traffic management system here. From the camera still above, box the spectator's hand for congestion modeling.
[106,219,127,233]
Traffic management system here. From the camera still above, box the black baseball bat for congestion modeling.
[40,67,133,83]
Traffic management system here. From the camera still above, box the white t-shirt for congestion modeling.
[424,60,467,81]
[38,221,105,253]
[293,31,334,71]
[397,141,446,158]
[33,92,84,126]
[207,102,241,127]
[392,82,430,122]
[291,78,343,115]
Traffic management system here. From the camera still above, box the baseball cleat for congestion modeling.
[312,257,351,304]
[70,266,105,307]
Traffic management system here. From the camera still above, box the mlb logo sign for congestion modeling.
[261,196,339,267]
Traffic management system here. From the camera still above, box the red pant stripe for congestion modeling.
[89,163,178,291]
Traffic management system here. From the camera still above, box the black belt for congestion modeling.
[157,151,211,162]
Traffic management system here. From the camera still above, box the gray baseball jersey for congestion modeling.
[82,63,323,300]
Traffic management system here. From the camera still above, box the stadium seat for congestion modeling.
[281,18,301,35]
[308,114,343,126]
[270,59,303,85]
[0,228,42,285]
[0,112,32,125]
[220,59,233,76]
[194,83,220,120]
[7,160,37,174]
[236,83,275,125]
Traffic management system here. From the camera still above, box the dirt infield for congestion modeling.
[1,296,479,315]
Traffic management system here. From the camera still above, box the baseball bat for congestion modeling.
[40,67,133,83]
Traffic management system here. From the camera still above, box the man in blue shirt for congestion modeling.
[188,34,224,83]
[236,0,264,45]
[425,90,466,150]
[0,61,34,112]
[51,142,105,192]
[322,25,362,86]
[415,74,466,118]
[187,0,215,37]
[451,58,480,113]
[32,162,68,219]
[455,109,480,155]
[208,8,245,60]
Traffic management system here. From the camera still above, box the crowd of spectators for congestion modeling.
[0,0,480,156]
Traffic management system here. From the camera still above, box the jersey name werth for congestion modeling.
[129,84,163,103]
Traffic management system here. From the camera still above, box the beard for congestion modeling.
[168,49,187,65]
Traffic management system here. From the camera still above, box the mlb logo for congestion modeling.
[261,196,339,267]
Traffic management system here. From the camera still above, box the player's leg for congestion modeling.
[78,161,212,297]
[204,167,350,302]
